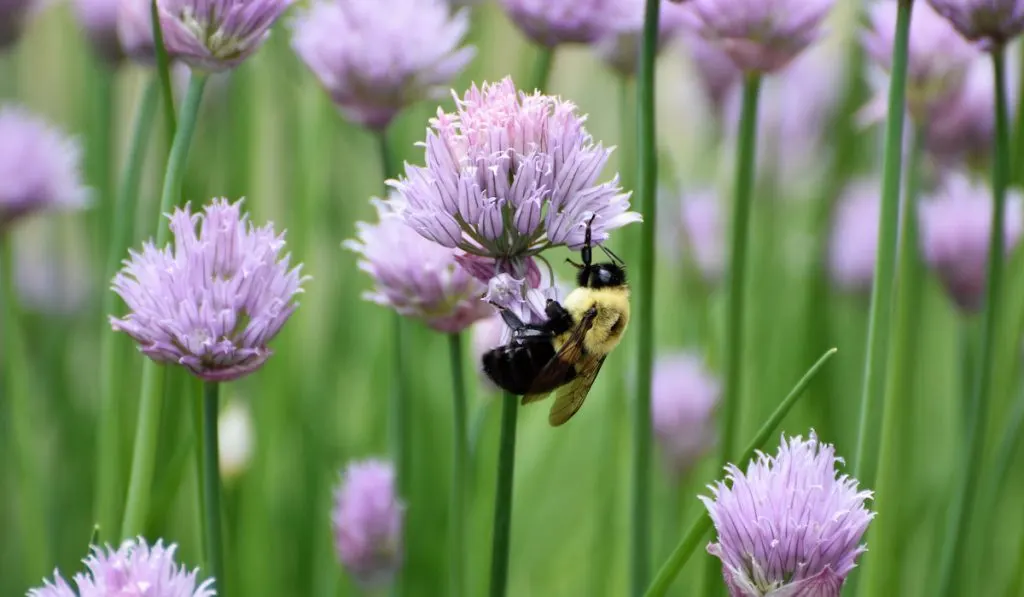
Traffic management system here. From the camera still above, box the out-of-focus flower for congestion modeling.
[219,398,254,480]
[28,538,215,597]
[861,1,980,123]
[110,198,308,381]
[74,0,123,63]
[684,0,835,73]
[594,0,690,77]
[701,432,874,597]
[500,0,624,47]
[828,179,880,293]
[157,0,291,72]
[333,459,404,588]
[679,188,724,283]
[0,0,36,48]
[117,0,157,62]
[0,106,89,231]
[291,0,475,131]
[927,0,1024,49]
[471,312,505,391]
[680,25,741,111]
[918,173,1023,312]
[13,221,93,315]
[344,196,494,333]
[651,352,718,477]
[391,77,639,268]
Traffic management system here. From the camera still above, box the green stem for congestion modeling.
[529,47,554,93]
[852,0,912,484]
[201,382,226,594]
[448,333,467,597]
[87,65,116,263]
[936,42,1011,597]
[645,348,838,597]
[120,71,208,539]
[631,1,659,594]
[858,122,925,597]
[1007,526,1024,597]
[488,393,518,597]
[2,235,50,583]
[150,0,177,138]
[95,76,160,539]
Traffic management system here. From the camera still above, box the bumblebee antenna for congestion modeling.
[599,244,625,266]
[565,258,584,269]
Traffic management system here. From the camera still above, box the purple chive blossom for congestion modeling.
[0,106,89,231]
[667,188,723,283]
[684,0,836,73]
[928,0,1024,49]
[651,352,719,477]
[861,1,980,124]
[344,196,494,333]
[499,0,625,47]
[117,0,159,63]
[157,0,292,72]
[391,77,639,275]
[333,459,404,589]
[27,537,215,597]
[701,432,874,597]
[74,0,123,63]
[291,0,475,132]
[593,0,690,77]
[680,23,742,112]
[110,198,307,381]
[918,173,1023,312]
[828,179,881,293]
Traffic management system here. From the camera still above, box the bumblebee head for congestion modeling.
[578,262,627,289]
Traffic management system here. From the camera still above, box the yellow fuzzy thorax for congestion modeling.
[555,285,631,356]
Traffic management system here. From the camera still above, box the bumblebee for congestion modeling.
[482,217,630,426]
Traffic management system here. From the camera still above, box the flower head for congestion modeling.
[291,0,475,131]
[158,0,292,72]
[344,196,493,333]
[28,537,215,597]
[74,0,123,63]
[925,59,1005,166]
[927,0,1024,49]
[500,0,624,47]
[828,179,881,293]
[391,77,639,270]
[0,106,88,231]
[651,352,719,477]
[862,1,980,122]
[110,198,307,381]
[593,0,690,76]
[118,0,159,62]
[684,0,836,73]
[701,432,874,597]
[918,173,1023,312]
[669,188,723,283]
[332,459,404,588]
[680,24,742,110]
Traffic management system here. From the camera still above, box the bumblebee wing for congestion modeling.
[521,307,598,405]
[548,354,607,426]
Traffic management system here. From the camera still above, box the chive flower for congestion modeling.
[110,198,308,381]
[593,0,690,77]
[499,0,623,47]
[157,0,292,72]
[291,0,475,131]
[684,0,836,73]
[390,77,639,276]
[0,106,89,232]
[117,0,160,63]
[667,188,723,284]
[927,0,1024,49]
[74,0,123,63]
[344,196,494,333]
[333,459,404,588]
[651,352,719,478]
[701,432,874,597]
[918,173,1023,312]
[680,24,741,112]
[828,179,881,294]
[28,537,215,597]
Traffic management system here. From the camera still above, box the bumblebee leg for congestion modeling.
[543,299,574,335]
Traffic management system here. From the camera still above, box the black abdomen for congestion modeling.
[482,339,575,395]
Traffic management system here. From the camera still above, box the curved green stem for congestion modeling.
[630,2,660,594]
[2,235,50,583]
[488,393,518,597]
[448,333,468,597]
[530,48,554,93]
[201,382,226,593]
[150,0,177,138]
[121,71,208,539]
[95,76,160,539]
[645,349,838,597]
[852,0,912,484]
[936,43,1011,597]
